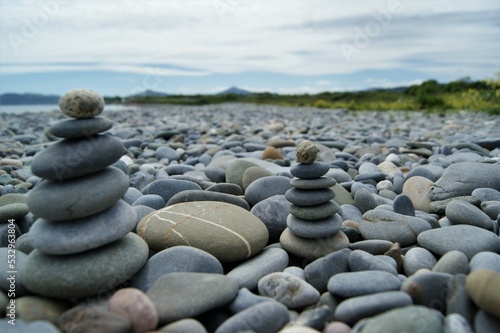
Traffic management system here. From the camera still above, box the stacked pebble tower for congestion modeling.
[280,140,349,259]
[23,89,148,299]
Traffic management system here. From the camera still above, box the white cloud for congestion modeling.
[0,0,498,80]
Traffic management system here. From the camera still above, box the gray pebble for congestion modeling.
[215,301,290,333]
[227,247,289,290]
[432,250,469,275]
[444,313,474,333]
[446,200,493,230]
[334,291,412,326]
[250,195,290,239]
[327,270,401,298]
[348,249,398,275]
[258,272,320,309]
[469,251,500,273]
[304,248,351,293]
[403,247,437,276]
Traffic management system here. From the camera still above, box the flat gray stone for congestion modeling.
[285,188,335,206]
[348,249,398,275]
[49,117,113,138]
[290,162,330,179]
[361,305,444,333]
[30,200,136,255]
[286,214,342,238]
[417,225,500,259]
[429,162,500,200]
[334,291,413,326]
[289,200,340,220]
[27,167,129,221]
[227,247,289,290]
[30,134,125,181]
[280,228,349,259]
[290,176,336,189]
[446,200,493,230]
[215,301,289,333]
[327,270,401,298]
[21,233,149,299]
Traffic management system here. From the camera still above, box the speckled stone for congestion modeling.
[295,140,319,164]
[59,89,105,119]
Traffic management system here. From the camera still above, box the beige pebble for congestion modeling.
[466,269,500,317]
[402,176,434,213]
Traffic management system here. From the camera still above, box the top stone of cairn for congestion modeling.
[59,89,105,119]
[296,140,319,164]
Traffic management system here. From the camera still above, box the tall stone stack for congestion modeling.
[22,89,148,299]
[280,140,349,259]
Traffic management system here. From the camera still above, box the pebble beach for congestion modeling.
[1,89,500,333]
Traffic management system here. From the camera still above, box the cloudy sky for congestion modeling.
[0,0,499,96]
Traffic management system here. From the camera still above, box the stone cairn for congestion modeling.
[280,140,348,259]
[24,89,147,299]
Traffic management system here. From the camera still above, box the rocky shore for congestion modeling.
[0,90,500,333]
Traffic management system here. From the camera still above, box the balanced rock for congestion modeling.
[59,88,105,119]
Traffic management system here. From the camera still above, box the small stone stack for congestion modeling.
[280,140,349,259]
[23,89,148,299]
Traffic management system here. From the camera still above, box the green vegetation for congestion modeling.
[107,72,500,114]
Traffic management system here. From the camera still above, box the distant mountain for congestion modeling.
[0,93,60,105]
[131,89,169,97]
[364,86,408,93]
[217,86,253,95]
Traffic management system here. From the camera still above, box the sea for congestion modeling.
[0,104,140,114]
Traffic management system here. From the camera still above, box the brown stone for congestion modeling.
[108,288,159,333]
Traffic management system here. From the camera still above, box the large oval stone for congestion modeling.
[21,233,148,299]
[30,135,125,181]
[137,201,269,263]
[417,225,500,259]
[27,167,129,221]
[429,162,500,200]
